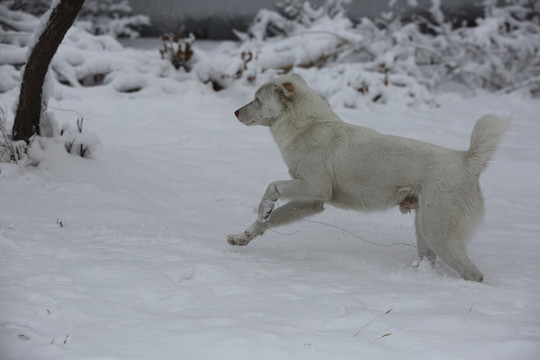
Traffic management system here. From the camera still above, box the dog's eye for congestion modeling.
[254,97,260,104]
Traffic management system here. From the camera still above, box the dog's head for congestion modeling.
[234,74,306,127]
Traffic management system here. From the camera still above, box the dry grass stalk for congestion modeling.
[353,308,393,337]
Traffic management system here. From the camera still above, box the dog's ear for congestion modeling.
[291,73,306,84]
[281,81,295,99]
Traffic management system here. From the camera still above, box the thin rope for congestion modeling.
[269,228,302,236]
[270,201,416,248]
[302,219,416,248]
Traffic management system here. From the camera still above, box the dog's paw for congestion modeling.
[258,198,274,223]
[462,268,484,283]
[414,258,435,273]
[227,231,253,246]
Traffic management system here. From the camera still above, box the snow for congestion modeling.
[1,4,540,360]
[1,69,540,360]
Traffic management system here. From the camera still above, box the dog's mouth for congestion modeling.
[239,119,255,126]
[234,110,255,126]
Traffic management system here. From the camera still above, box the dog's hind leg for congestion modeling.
[416,195,484,282]
[227,200,324,246]
[432,239,483,282]
[414,214,436,263]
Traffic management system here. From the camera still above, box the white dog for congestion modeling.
[227,74,508,282]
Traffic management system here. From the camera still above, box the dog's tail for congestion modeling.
[464,114,509,176]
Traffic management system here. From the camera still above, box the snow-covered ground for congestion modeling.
[1,7,540,357]
[1,71,539,359]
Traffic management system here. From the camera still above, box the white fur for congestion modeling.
[228,74,508,282]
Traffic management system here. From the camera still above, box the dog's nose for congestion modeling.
[234,109,239,117]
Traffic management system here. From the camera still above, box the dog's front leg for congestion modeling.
[259,182,281,222]
[258,179,330,222]
[228,200,325,246]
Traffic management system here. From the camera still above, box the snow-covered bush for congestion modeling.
[0,0,50,17]
[219,0,540,106]
[2,0,539,117]
[0,4,103,165]
[0,106,100,165]
[61,118,100,158]
[0,108,27,163]
[0,4,171,95]
[77,0,150,39]
[3,0,149,39]
[243,0,352,40]
[159,32,195,72]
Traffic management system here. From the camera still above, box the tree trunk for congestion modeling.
[12,0,85,142]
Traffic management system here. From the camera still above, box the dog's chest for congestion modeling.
[281,150,301,177]
[281,142,328,179]
[272,120,339,177]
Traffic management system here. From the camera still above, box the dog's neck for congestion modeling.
[269,115,309,152]
[270,95,340,153]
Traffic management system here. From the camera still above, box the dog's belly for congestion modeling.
[329,185,409,212]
